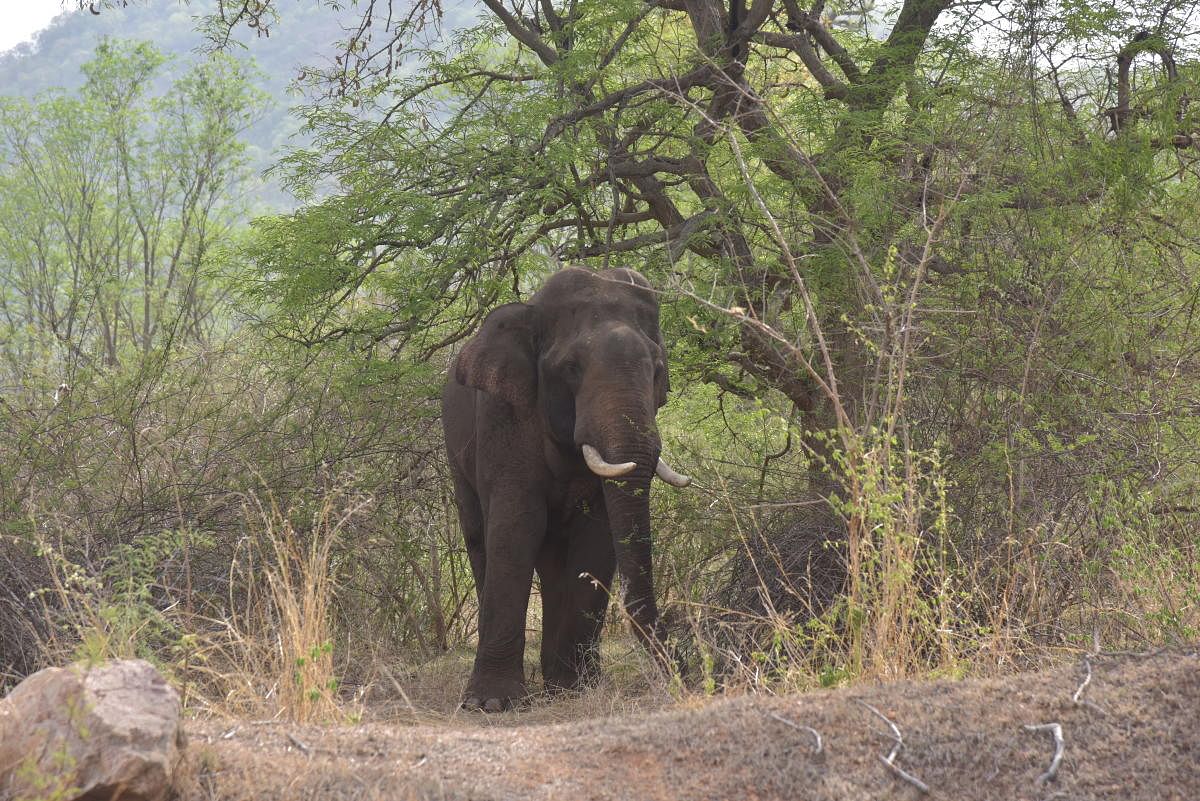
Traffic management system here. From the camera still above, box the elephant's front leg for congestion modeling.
[464,493,546,712]
[540,505,616,691]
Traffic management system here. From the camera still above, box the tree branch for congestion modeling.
[572,211,718,258]
[756,31,849,99]
[849,0,950,114]
[543,65,716,141]
[479,0,560,66]
[1110,31,1179,134]
[730,0,776,45]
[779,0,863,83]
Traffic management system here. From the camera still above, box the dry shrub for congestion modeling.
[4,338,1197,713]
[0,337,473,691]
[694,501,847,683]
[659,438,973,692]
[718,504,847,629]
[0,536,56,687]
[657,430,1200,698]
[182,488,372,722]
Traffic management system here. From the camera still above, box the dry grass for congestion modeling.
[176,649,1200,801]
[8,382,1197,724]
[178,488,378,723]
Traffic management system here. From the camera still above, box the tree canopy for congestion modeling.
[228,0,1198,435]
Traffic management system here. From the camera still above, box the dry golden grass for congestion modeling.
[177,489,376,723]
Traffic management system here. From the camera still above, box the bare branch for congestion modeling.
[285,732,312,755]
[766,711,823,754]
[573,211,718,258]
[1072,656,1106,715]
[731,0,776,44]
[858,701,930,795]
[756,32,850,99]
[544,65,716,141]
[590,3,657,83]
[778,0,863,83]
[479,0,560,66]
[1072,657,1093,706]
[1023,723,1064,785]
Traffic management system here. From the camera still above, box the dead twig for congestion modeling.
[1023,723,1064,784]
[286,732,312,755]
[1072,657,1092,704]
[377,662,419,715]
[857,701,930,794]
[766,711,823,754]
[1072,656,1105,714]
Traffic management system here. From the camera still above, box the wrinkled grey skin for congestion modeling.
[442,267,673,711]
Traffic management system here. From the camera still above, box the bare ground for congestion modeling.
[178,649,1200,801]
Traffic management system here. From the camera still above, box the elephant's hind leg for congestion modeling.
[535,537,568,688]
[450,472,486,606]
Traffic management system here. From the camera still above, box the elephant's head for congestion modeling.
[455,267,688,654]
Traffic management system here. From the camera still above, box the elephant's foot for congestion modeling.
[543,653,601,694]
[462,673,526,713]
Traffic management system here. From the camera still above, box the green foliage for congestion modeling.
[0,0,433,208]
[32,527,206,670]
[0,39,260,380]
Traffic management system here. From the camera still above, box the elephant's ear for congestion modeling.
[454,303,540,407]
[653,340,671,408]
[538,357,576,445]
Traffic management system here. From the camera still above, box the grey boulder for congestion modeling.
[0,659,186,801]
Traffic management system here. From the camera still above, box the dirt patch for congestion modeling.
[179,650,1199,800]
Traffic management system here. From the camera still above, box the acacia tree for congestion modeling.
[228,0,1198,431]
[238,0,1200,649]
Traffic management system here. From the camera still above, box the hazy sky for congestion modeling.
[0,1,70,54]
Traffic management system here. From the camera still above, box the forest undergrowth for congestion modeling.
[3,328,1196,723]
[2,1,1200,727]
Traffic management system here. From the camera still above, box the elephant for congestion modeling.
[441,266,690,711]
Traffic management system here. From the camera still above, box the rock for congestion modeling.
[0,659,186,801]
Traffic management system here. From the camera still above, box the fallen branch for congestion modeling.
[286,732,312,755]
[766,711,823,754]
[1023,723,1064,784]
[1072,656,1092,704]
[1072,656,1105,714]
[857,701,930,794]
[1075,657,1108,714]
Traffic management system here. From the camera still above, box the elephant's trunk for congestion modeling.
[577,383,670,661]
[601,465,668,660]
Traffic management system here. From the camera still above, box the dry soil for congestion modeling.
[179,649,1199,800]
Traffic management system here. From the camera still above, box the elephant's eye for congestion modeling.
[563,360,581,378]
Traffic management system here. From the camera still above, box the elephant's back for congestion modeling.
[533,266,654,303]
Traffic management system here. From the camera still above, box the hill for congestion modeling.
[0,0,478,208]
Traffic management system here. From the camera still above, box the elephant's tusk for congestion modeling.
[655,457,692,488]
[582,444,637,477]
